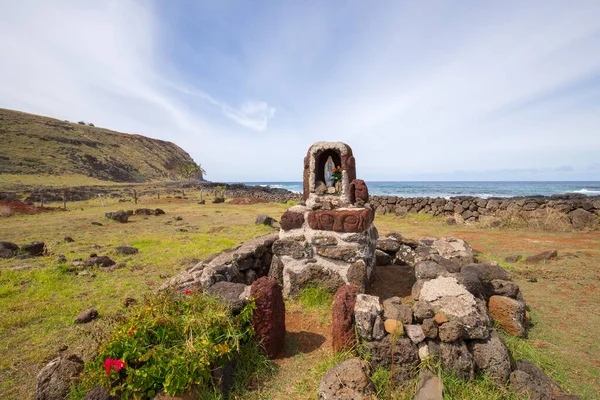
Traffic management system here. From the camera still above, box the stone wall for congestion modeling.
[369,195,600,230]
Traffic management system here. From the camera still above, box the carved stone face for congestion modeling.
[307,208,374,233]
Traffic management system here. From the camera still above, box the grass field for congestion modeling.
[1,198,598,399]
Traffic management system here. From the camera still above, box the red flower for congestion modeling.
[104,358,113,374]
[112,359,126,371]
[128,326,135,336]
[104,358,127,374]
[185,290,192,295]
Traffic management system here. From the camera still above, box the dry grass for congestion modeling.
[0,205,13,217]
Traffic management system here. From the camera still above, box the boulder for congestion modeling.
[21,241,46,256]
[452,272,485,298]
[74,308,98,324]
[35,355,84,400]
[488,295,527,337]
[363,336,419,382]
[115,246,138,255]
[317,358,375,400]
[429,238,475,266]
[440,340,475,380]
[382,297,413,325]
[415,261,448,280]
[255,214,275,226]
[376,238,401,253]
[206,281,248,313]
[0,241,19,258]
[514,360,568,398]
[354,294,381,340]
[524,250,558,264]
[105,210,130,223]
[419,276,491,340]
[569,208,597,230]
[469,330,511,384]
[280,211,305,231]
[486,279,522,299]
[83,256,116,268]
[461,262,511,281]
[250,277,286,358]
[414,369,443,400]
[510,370,552,400]
[331,285,359,352]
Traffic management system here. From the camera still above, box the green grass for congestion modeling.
[0,199,288,399]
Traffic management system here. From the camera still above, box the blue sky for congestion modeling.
[1,0,599,182]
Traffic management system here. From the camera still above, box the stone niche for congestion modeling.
[276,142,377,297]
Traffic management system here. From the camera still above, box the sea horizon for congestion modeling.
[237,181,600,199]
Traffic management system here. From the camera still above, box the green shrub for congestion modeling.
[74,290,255,399]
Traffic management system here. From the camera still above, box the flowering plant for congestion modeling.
[332,166,343,182]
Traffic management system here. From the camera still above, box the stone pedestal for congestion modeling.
[276,142,377,297]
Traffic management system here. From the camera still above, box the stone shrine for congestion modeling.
[273,142,377,297]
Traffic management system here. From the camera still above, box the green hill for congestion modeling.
[0,108,200,183]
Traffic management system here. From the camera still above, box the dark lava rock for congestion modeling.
[63,237,75,243]
[91,222,103,226]
[35,354,84,400]
[122,297,137,307]
[461,262,511,281]
[115,246,138,255]
[524,250,558,264]
[331,284,359,352]
[255,214,275,226]
[0,241,19,258]
[279,211,304,231]
[83,385,119,400]
[21,241,46,256]
[250,277,285,358]
[504,255,522,263]
[206,281,248,314]
[83,256,116,268]
[74,308,98,324]
[105,210,130,223]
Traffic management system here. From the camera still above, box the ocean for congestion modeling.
[242,181,600,199]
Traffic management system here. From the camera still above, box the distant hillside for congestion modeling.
[0,108,201,183]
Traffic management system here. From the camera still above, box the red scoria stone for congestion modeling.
[331,284,360,352]
[307,208,374,233]
[250,277,286,358]
[279,211,305,231]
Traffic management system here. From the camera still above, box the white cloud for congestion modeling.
[0,1,599,181]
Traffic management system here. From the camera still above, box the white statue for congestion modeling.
[324,156,335,187]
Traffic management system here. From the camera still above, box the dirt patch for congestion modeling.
[276,310,330,362]
[0,200,64,215]
[367,264,415,301]
[229,197,268,205]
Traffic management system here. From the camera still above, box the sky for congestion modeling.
[1,1,599,182]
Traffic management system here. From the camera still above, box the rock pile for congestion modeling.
[320,233,580,398]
